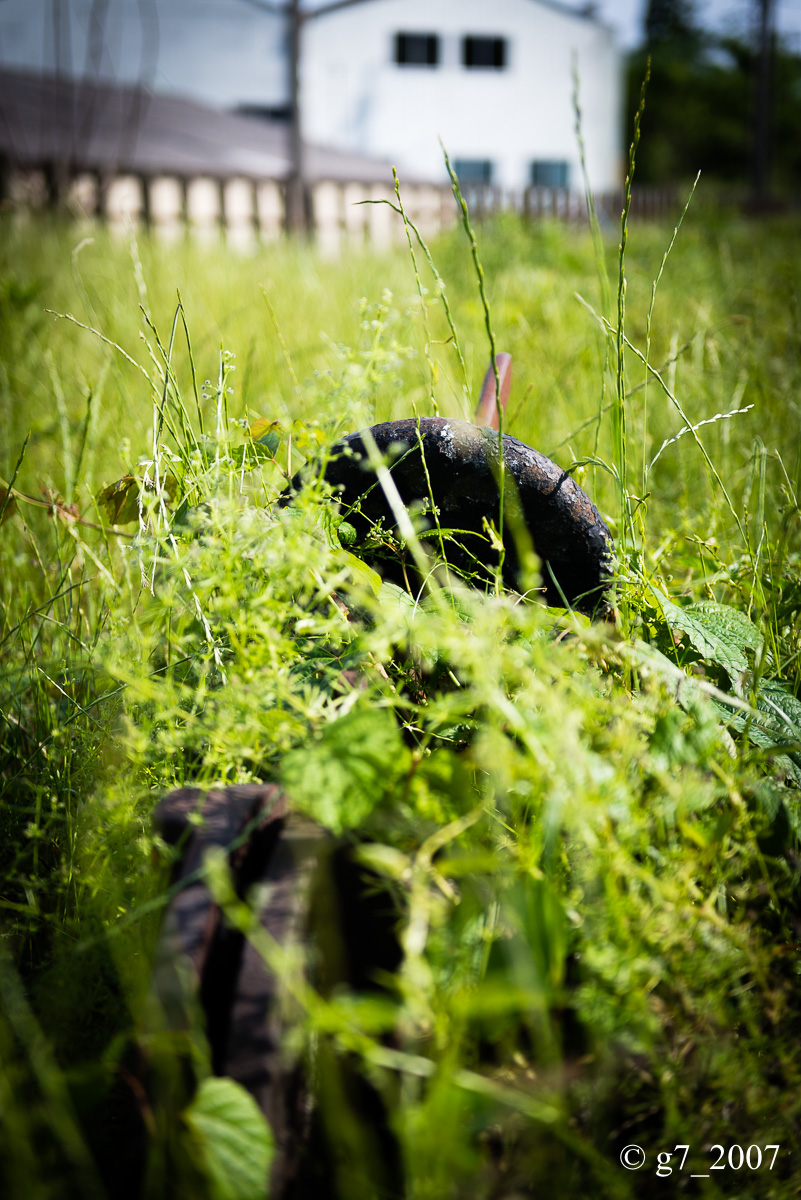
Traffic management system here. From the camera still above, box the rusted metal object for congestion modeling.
[151,784,404,1199]
[152,784,322,1192]
[145,358,614,1196]
[283,353,614,614]
[317,416,614,615]
[473,351,513,429]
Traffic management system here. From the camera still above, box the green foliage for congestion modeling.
[0,202,799,1199]
[644,0,699,48]
[182,1079,275,1200]
[628,9,801,189]
[282,706,410,834]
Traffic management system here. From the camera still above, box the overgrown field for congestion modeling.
[1,198,800,1199]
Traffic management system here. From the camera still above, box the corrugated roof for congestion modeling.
[0,67,401,184]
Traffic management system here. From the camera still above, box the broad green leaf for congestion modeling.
[162,474,178,502]
[97,474,178,524]
[248,416,274,440]
[653,591,761,680]
[97,475,140,524]
[410,750,477,823]
[377,580,419,616]
[755,679,801,743]
[353,842,411,881]
[341,549,382,596]
[687,600,763,655]
[249,417,282,456]
[248,417,323,459]
[313,508,380,592]
[282,504,329,545]
[287,419,326,457]
[718,678,801,786]
[337,519,357,546]
[183,1077,274,1200]
[281,706,409,833]
[421,587,476,623]
[723,712,801,788]
[231,442,278,469]
[316,504,343,551]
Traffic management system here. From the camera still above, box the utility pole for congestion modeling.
[285,0,306,232]
[278,0,374,233]
[752,0,775,208]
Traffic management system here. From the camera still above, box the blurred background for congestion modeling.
[0,0,799,241]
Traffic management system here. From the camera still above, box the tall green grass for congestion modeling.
[0,200,800,1198]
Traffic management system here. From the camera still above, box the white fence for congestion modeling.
[2,165,680,250]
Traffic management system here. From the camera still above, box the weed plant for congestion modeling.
[0,185,800,1199]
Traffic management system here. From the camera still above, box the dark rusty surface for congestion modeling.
[145,398,614,1196]
[314,417,614,615]
[152,784,326,1195]
[151,784,404,1198]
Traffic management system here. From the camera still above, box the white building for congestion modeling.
[302,0,622,193]
[0,0,622,194]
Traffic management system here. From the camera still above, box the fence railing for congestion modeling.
[0,164,681,249]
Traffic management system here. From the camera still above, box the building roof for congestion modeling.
[0,67,400,184]
[305,0,611,33]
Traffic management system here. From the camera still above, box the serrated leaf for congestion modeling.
[653,591,760,680]
[755,679,801,742]
[719,691,801,787]
[282,706,409,834]
[687,600,762,654]
[183,1077,274,1200]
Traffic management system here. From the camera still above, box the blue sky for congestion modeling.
[557,0,801,51]
[297,2,801,52]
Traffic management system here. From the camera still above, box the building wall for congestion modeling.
[303,0,622,192]
[0,0,621,192]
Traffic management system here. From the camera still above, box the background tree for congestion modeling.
[246,0,379,231]
[627,0,801,197]
[644,0,698,47]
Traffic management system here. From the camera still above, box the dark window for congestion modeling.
[452,159,493,185]
[395,32,439,67]
[462,36,506,69]
[236,104,291,123]
[531,160,570,188]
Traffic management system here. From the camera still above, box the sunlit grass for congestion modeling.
[0,204,800,1198]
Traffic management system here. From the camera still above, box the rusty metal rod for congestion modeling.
[473,352,512,429]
